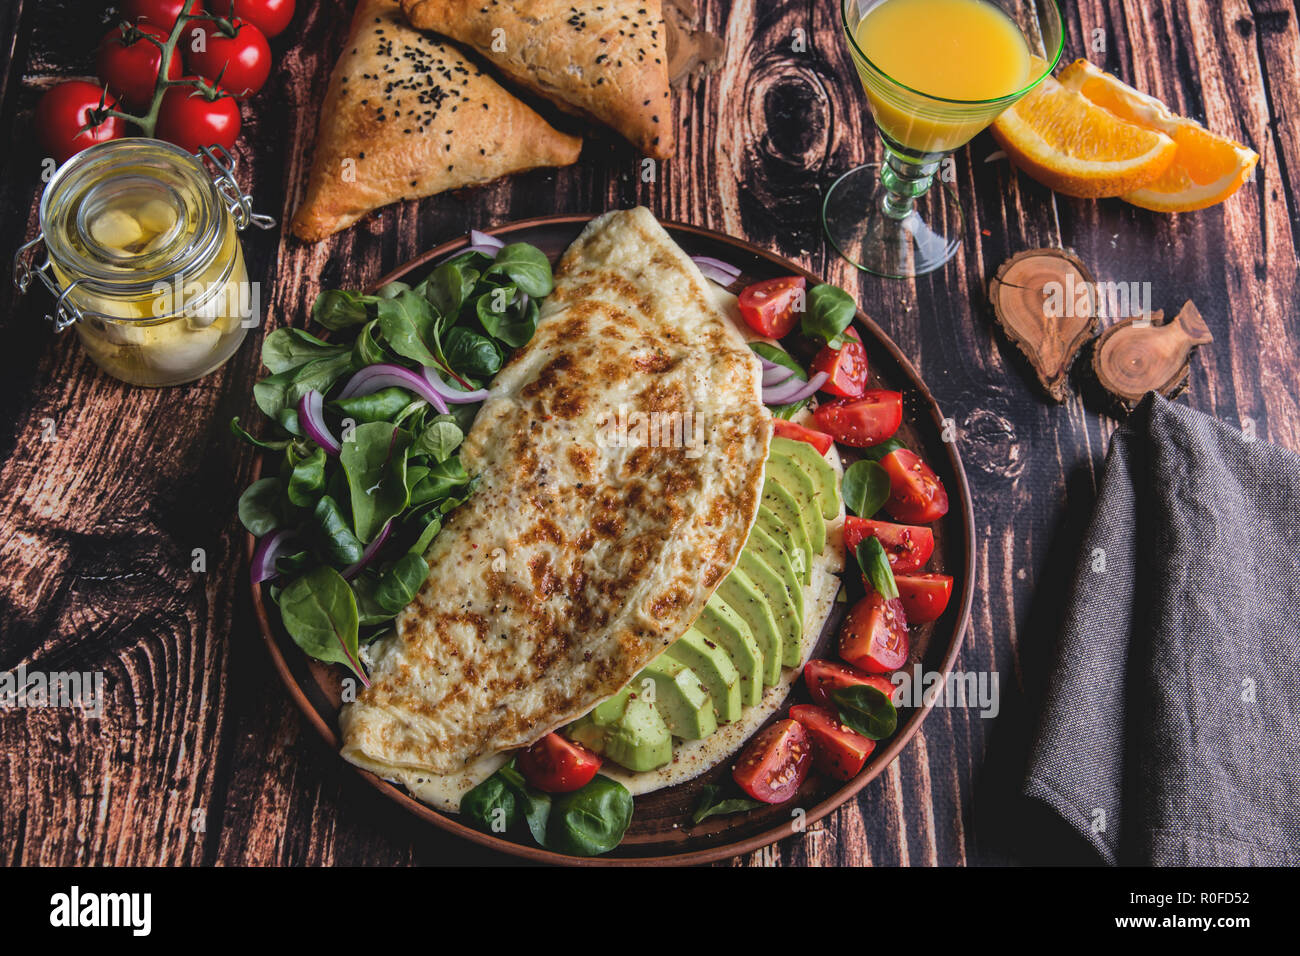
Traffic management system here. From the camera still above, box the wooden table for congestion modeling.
[1,0,1295,867]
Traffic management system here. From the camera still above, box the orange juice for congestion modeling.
[853,0,1032,154]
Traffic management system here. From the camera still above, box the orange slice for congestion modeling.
[1057,59,1259,212]
[991,67,1177,198]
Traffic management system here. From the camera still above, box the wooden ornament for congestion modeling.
[988,248,1100,402]
[1092,300,1213,410]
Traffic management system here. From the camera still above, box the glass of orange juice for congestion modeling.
[825,0,1063,277]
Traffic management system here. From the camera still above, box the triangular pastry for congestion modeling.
[291,0,582,241]
[401,0,674,158]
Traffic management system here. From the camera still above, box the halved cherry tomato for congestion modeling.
[733,718,812,804]
[813,390,902,447]
[803,659,897,709]
[789,704,875,781]
[880,448,949,523]
[184,17,272,99]
[738,276,805,338]
[772,419,833,456]
[35,81,125,163]
[518,733,601,793]
[895,573,954,624]
[810,328,869,399]
[97,23,183,111]
[842,517,934,573]
[839,592,909,674]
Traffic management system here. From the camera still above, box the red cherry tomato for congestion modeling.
[813,389,903,447]
[880,448,949,523]
[209,0,295,37]
[124,0,205,29]
[518,733,601,793]
[810,329,869,399]
[97,23,182,111]
[789,704,875,781]
[35,82,125,164]
[772,419,834,456]
[733,718,812,804]
[184,18,271,98]
[839,592,909,674]
[842,517,935,573]
[156,79,242,152]
[803,659,897,709]
[738,276,806,338]
[894,573,954,624]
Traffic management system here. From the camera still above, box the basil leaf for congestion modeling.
[832,683,898,740]
[802,283,856,348]
[862,437,906,462]
[286,446,327,508]
[409,457,471,507]
[238,477,282,536]
[312,289,372,330]
[339,422,413,542]
[278,566,363,678]
[498,763,553,845]
[443,326,502,379]
[414,416,464,463]
[376,280,410,300]
[230,417,291,452]
[461,773,520,835]
[377,291,442,369]
[373,552,430,614]
[350,572,394,627]
[546,776,634,856]
[352,318,388,367]
[749,342,809,420]
[332,386,412,424]
[409,512,442,556]
[488,243,553,298]
[281,352,356,416]
[691,784,763,824]
[262,327,347,374]
[424,259,480,318]
[856,537,899,600]
[311,495,364,566]
[841,459,891,517]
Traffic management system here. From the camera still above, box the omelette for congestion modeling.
[340,208,792,800]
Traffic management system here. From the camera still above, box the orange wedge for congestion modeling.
[1057,59,1258,212]
[991,68,1177,198]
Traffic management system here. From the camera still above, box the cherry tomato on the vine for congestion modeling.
[35,81,125,163]
[184,17,272,98]
[209,0,295,38]
[97,23,183,111]
[124,0,206,29]
[155,78,242,152]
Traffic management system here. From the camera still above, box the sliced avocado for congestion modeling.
[746,522,804,621]
[695,595,764,707]
[639,655,717,740]
[765,461,826,555]
[665,628,742,723]
[756,504,807,587]
[716,565,783,686]
[736,547,803,670]
[762,480,813,584]
[567,687,672,773]
[771,436,840,521]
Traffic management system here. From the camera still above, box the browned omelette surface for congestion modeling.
[340,208,770,776]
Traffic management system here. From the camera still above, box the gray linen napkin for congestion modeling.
[1024,393,1300,865]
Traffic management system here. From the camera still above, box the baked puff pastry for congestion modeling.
[401,0,675,159]
[292,0,583,241]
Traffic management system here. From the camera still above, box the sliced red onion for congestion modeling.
[764,371,829,406]
[250,529,296,586]
[421,365,489,404]
[696,262,741,287]
[756,354,780,370]
[762,365,795,388]
[692,255,742,279]
[338,363,450,414]
[342,519,392,581]
[298,389,341,456]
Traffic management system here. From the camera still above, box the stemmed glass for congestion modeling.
[824,0,1064,278]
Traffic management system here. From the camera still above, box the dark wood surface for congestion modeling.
[1,0,1296,867]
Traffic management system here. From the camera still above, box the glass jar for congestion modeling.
[13,138,274,386]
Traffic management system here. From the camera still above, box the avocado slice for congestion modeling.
[765,461,826,555]
[737,547,803,669]
[665,629,742,723]
[639,654,717,740]
[762,480,814,584]
[566,687,672,773]
[716,565,784,686]
[755,504,807,586]
[746,522,804,621]
[770,436,840,521]
[695,595,764,707]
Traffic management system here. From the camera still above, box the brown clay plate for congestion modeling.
[249,214,975,865]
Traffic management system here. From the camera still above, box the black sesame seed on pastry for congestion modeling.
[401,0,674,159]
[292,0,583,242]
